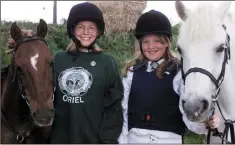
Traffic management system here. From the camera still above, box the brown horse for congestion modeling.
[1,19,55,143]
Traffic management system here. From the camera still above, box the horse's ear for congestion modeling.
[10,22,23,42]
[36,19,48,38]
[217,1,231,21]
[175,1,189,21]
[227,12,233,22]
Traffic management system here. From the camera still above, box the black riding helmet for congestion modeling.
[67,2,105,42]
[134,10,172,58]
[135,10,172,40]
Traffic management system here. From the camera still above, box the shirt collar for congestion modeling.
[146,58,165,72]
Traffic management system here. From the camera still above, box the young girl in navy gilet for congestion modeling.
[118,10,220,144]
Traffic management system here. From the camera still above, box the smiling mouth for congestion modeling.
[81,37,92,41]
[147,50,158,54]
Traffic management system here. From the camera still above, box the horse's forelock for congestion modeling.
[179,3,222,45]
[22,29,35,37]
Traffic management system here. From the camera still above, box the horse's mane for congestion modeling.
[179,3,221,43]
[7,29,35,53]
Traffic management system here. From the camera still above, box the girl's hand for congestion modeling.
[205,114,220,129]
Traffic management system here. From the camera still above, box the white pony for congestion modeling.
[174,1,235,143]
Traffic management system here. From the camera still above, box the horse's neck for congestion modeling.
[216,60,235,142]
[218,16,235,120]
[1,67,29,124]
[218,61,235,121]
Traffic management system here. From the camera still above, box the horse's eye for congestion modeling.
[216,45,225,53]
[17,67,23,73]
[49,61,54,67]
[50,62,53,67]
[176,46,183,55]
[17,68,25,76]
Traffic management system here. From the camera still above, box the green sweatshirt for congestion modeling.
[49,50,124,144]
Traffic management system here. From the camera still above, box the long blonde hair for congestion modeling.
[122,35,180,78]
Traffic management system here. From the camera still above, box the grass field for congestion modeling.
[184,130,206,144]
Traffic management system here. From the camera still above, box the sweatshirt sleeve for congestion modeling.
[98,56,124,144]
[173,70,208,135]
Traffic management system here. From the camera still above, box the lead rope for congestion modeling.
[206,101,235,144]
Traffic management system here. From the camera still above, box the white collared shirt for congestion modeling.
[118,60,208,144]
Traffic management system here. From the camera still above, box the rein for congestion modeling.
[178,25,235,144]
[1,109,33,143]
[1,36,53,143]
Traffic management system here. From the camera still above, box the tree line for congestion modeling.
[0,20,181,70]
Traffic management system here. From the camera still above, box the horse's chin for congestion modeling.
[186,115,207,123]
[184,111,210,123]
[30,108,55,127]
[34,119,54,127]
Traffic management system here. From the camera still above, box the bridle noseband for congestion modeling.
[1,36,55,143]
[178,25,234,144]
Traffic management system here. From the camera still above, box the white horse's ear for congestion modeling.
[175,1,189,21]
[227,12,235,24]
[217,1,232,21]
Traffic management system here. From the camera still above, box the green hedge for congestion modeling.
[0,21,180,69]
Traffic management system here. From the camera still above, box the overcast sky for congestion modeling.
[1,1,235,25]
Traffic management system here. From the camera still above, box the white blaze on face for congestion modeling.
[30,53,39,71]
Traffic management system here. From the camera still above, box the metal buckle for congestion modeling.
[225,119,233,125]
[26,131,31,137]
[16,134,24,142]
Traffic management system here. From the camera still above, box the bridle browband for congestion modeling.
[178,24,234,144]
[1,36,55,143]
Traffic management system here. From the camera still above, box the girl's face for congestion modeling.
[141,34,169,61]
[74,21,99,47]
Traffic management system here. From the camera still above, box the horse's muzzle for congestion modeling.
[32,108,54,127]
[182,98,209,121]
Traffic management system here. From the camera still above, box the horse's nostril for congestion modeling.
[32,112,36,119]
[181,99,186,108]
[201,99,209,111]
[50,108,55,116]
